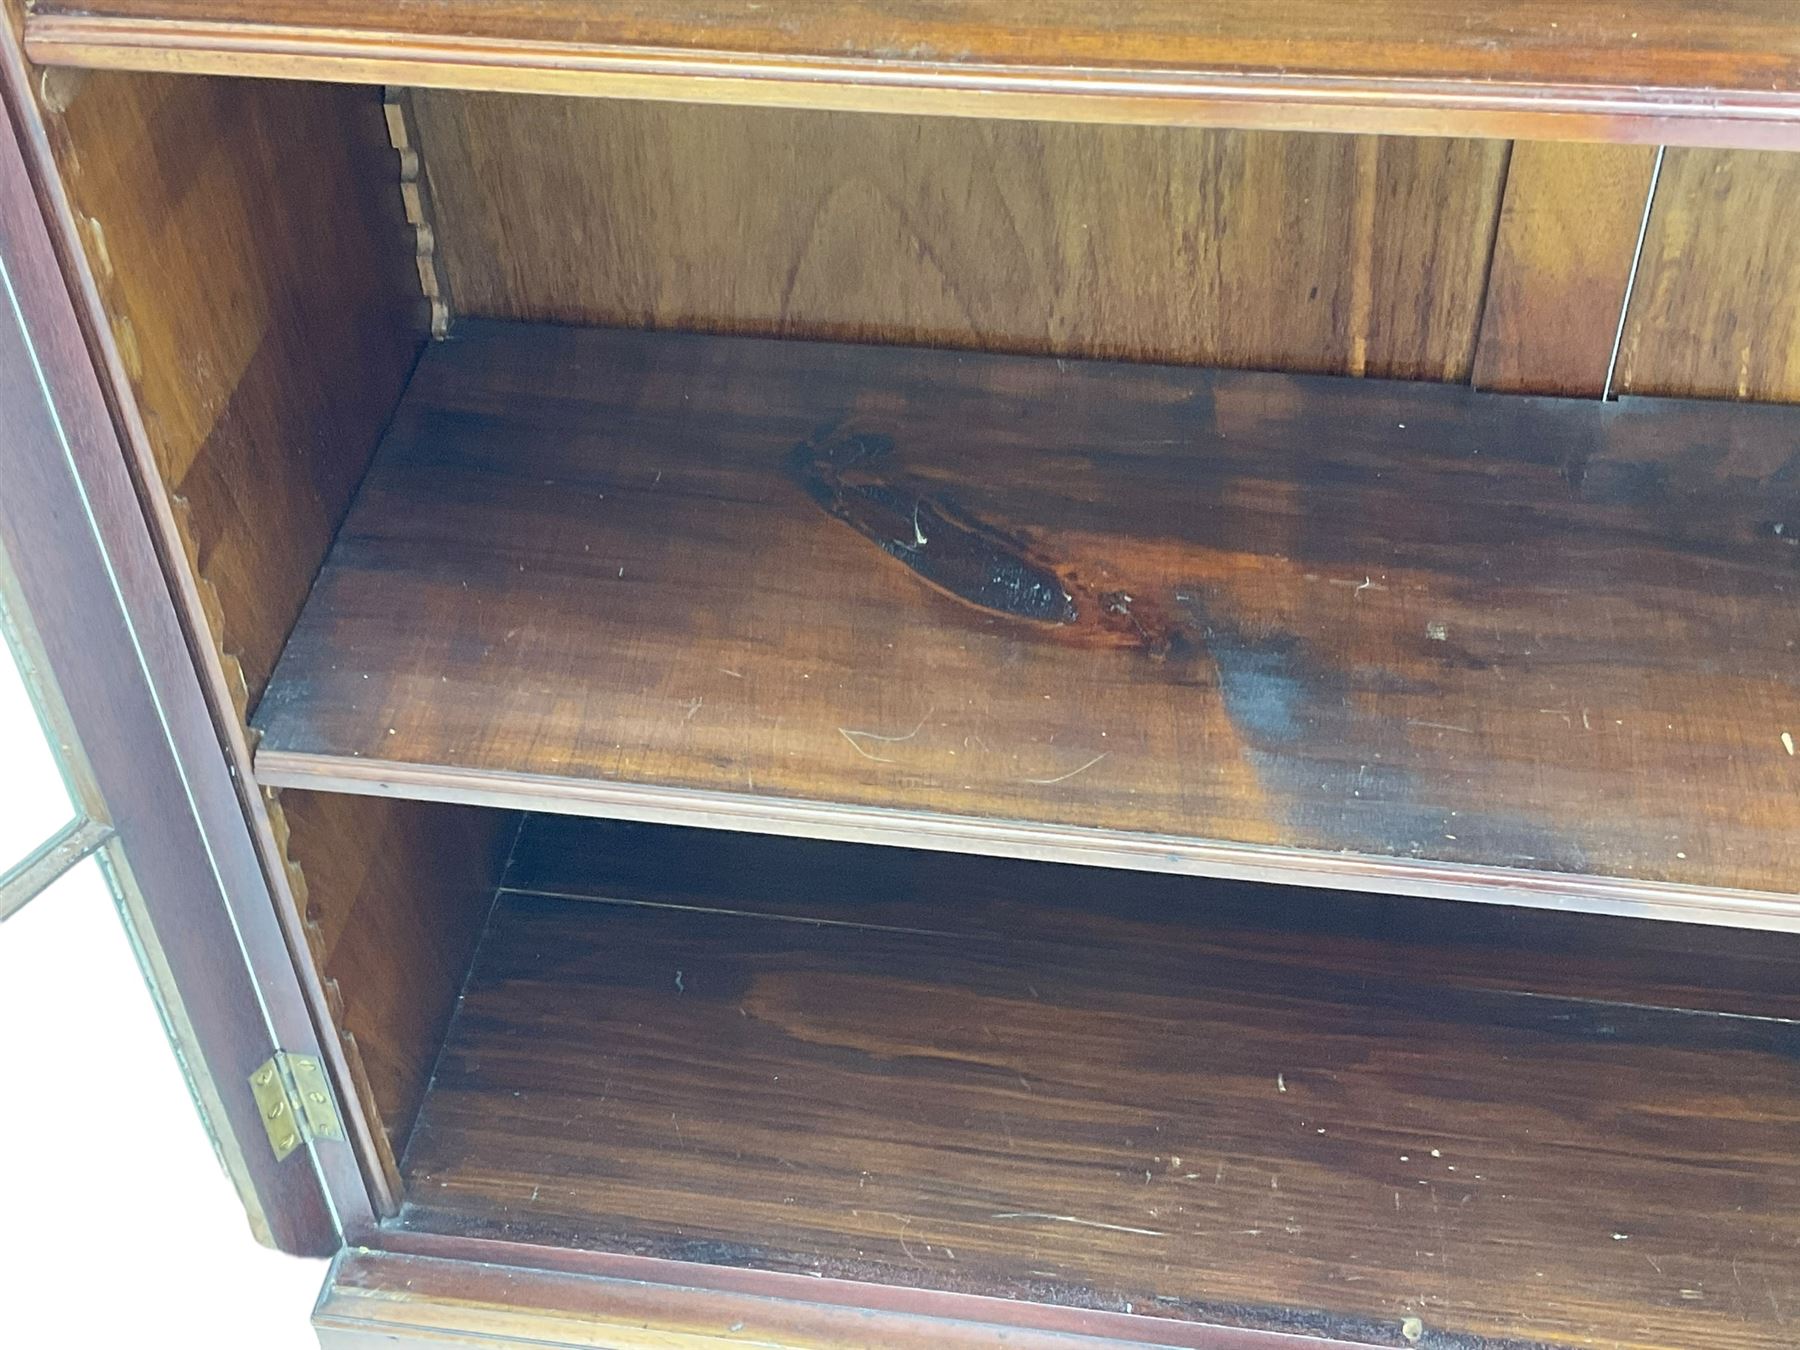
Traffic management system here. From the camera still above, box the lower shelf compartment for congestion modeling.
[393,816,1800,1350]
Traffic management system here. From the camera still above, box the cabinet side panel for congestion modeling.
[273,792,518,1170]
[1615,147,1800,403]
[40,71,421,707]
[414,95,1505,380]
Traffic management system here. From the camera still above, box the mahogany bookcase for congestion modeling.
[2,4,1798,1345]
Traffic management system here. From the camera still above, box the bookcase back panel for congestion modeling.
[1618,147,1800,403]
[413,95,1800,406]
[412,94,1509,380]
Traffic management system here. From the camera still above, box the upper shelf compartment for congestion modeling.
[250,320,1800,928]
[22,0,1800,150]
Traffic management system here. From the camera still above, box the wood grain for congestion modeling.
[509,816,1800,1024]
[250,321,1800,904]
[40,71,420,703]
[1615,148,1800,404]
[397,817,1800,1349]
[415,95,1505,378]
[1470,141,1657,396]
[320,1248,1361,1350]
[23,0,1800,149]
[273,791,517,1161]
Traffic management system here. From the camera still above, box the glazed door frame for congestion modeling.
[0,59,370,1255]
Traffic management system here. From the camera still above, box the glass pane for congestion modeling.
[0,623,77,875]
[0,853,326,1342]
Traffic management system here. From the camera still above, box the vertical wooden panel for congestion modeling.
[1616,148,1800,402]
[42,72,421,703]
[415,94,1506,379]
[275,792,517,1167]
[1472,141,1657,396]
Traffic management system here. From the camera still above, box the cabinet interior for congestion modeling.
[398,812,1800,1350]
[29,66,1800,1350]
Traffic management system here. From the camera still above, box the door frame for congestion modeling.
[0,40,372,1253]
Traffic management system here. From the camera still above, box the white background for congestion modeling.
[0,630,322,1345]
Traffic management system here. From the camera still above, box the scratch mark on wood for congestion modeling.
[838,728,892,763]
[991,1212,1167,1237]
[837,708,935,764]
[1023,752,1108,786]
[840,709,934,746]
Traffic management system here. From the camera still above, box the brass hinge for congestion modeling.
[248,1051,343,1161]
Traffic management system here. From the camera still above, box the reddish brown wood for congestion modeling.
[414,94,1507,380]
[22,0,1800,149]
[253,321,1800,915]
[508,816,1800,1023]
[1470,142,1658,396]
[1616,148,1800,404]
[393,817,1800,1349]
[276,790,519,1162]
[318,1248,1365,1348]
[35,70,420,705]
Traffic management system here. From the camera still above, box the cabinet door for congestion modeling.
[0,80,361,1254]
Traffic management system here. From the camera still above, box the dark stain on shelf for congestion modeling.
[789,423,1200,660]
[789,425,1078,625]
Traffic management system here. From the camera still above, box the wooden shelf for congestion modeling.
[395,815,1800,1350]
[250,320,1800,926]
[23,0,1800,150]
